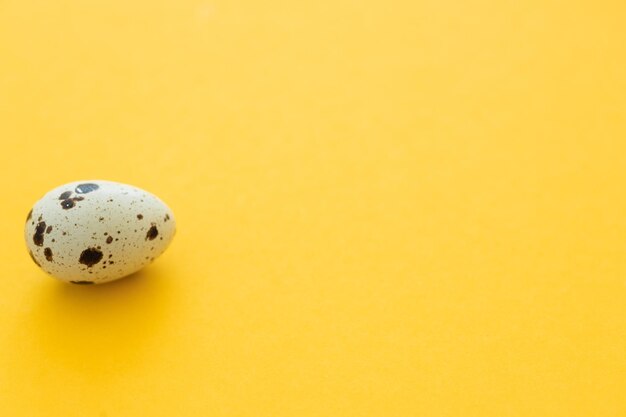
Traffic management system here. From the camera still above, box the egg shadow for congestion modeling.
[30,265,174,378]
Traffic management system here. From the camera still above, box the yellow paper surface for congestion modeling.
[1,0,625,415]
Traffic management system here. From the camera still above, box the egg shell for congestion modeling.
[24,180,176,284]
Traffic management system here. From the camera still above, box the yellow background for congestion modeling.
[1,0,625,415]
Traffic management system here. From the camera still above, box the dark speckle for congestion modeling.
[33,222,46,246]
[28,250,41,267]
[46,225,52,234]
[59,191,72,200]
[52,239,55,242]
[61,196,84,209]
[164,214,170,222]
[62,231,67,236]
[79,248,103,267]
[106,236,113,244]
[70,281,94,285]
[75,183,99,194]
[26,209,33,222]
[38,215,42,221]
[146,224,159,240]
[61,199,75,209]
[44,247,53,262]
[99,217,104,221]
[137,214,143,220]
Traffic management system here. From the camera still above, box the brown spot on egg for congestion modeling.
[44,247,53,262]
[61,199,75,209]
[106,236,113,244]
[61,196,85,209]
[164,214,170,222]
[62,232,67,236]
[59,191,72,200]
[70,281,94,285]
[38,215,42,221]
[146,224,159,241]
[78,247,103,267]
[28,250,41,267]
[33,222,46,246]
[46,225,52,234]
[137,214,143,220]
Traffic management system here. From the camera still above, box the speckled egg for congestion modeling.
[24,180,176,285]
